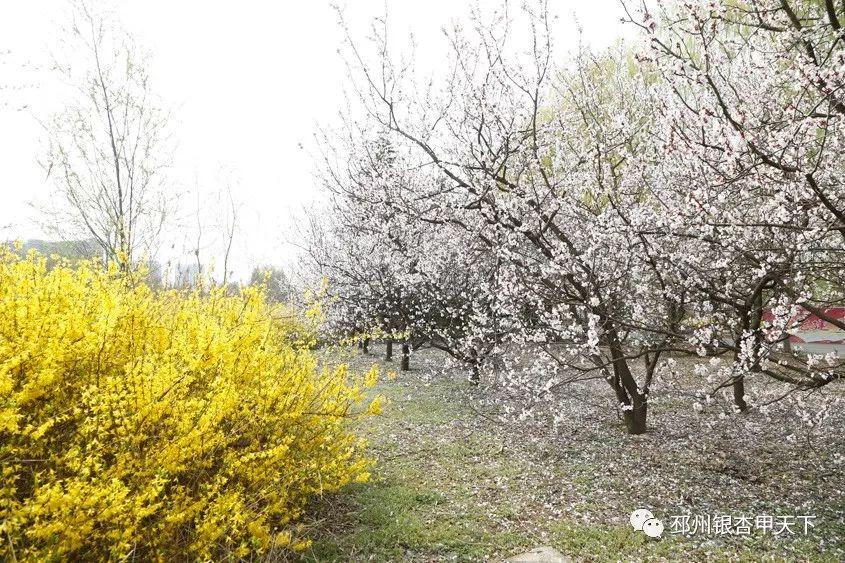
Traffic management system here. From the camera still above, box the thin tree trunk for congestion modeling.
[385,338,393,361]
[362,337,370,354]
[469,362,480,385]
[630,393,648,435]
[732,292,762,414]
[608,368,632,425]
[221,186,237,287]
[604,323,647,435]
[468,349,481,385]
[401,342,410,371]
[731,337,749,412]
[733,376,748,412]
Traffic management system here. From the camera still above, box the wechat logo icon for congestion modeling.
[630,508,664,538]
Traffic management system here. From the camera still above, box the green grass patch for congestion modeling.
[300,349,843,561]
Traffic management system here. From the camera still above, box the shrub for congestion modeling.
[0,247,380,560]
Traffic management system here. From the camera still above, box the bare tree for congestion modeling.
[220,184,239,286]
[186,175,241,288]
[42,1,171,270]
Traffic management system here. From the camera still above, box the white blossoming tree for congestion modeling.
[309,0,843,436]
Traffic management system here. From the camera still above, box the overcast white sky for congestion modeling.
[0,0,631,281]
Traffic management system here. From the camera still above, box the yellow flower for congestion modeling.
[364,365,379,387]
[367,396,385,415]
[292,539,313,552]
[0,249,376,560]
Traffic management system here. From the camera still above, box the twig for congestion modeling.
[5,526,17,563]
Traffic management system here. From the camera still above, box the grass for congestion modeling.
[294,346,844,562]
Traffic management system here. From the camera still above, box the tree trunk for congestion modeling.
[733,291,762,414]
[362,337,370,354]
[604,323,648,435]
[401,342,410,371]
[469,362,480,385]
[607,374,647,435]
[608,370,633,425]
[629,393,648,435]
[385,338,393,361]
[733,375,748,412]
[731,330,750,413]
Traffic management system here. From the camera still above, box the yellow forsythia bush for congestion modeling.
[0,247,380,560]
